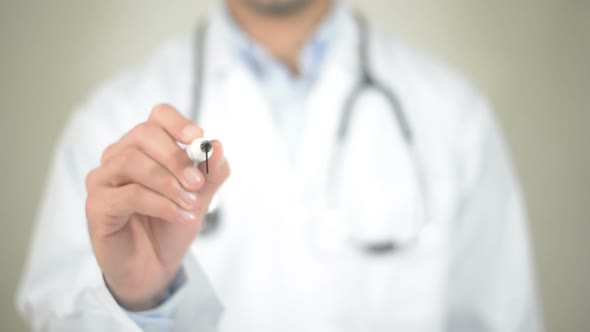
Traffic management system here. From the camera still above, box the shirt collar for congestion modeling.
[216,0,346,81]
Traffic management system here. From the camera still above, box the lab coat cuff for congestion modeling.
[173,252,224,330]
[94,253,222,331]
[125,267,187,331]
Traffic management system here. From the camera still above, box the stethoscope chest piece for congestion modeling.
[200,205,222,235]
[200,193,222,236]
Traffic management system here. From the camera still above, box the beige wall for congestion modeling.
[1,1,588,331]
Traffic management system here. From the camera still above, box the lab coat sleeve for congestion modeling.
[445,96,543,331]
[15,109,222,331]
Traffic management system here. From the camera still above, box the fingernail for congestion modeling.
[180,190,198,207]
[178,209,197,223]
[182,125,200,141]
[184,167,202,185]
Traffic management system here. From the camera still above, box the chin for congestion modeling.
[242,0,314,16]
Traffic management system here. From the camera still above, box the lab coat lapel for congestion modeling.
[222,69,291,179]
[198,11,291,182]
[295,10,359,202]
[199,4,360,203]
[199,20,297,241]
[194,16,300,310]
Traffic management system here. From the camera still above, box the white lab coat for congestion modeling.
[16,7,542,332]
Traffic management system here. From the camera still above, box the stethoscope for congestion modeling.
[189,12,428,255]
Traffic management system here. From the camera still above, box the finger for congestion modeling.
[101,122,205,192]
[148,103,203,144]
[96,148,202,211]
[196,140,230,208]
[104,183,199,225]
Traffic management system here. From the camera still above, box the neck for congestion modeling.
[227,0,333,74]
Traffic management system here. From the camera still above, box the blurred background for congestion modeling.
[0,1,588,331]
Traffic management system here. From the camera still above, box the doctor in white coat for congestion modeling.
[16,0,542,331]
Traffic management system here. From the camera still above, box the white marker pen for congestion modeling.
[187,138,214,173]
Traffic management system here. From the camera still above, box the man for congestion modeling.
[17,0,542,331]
